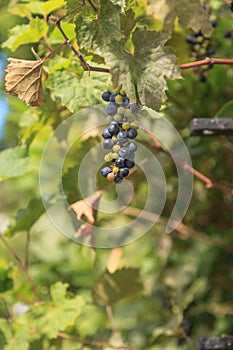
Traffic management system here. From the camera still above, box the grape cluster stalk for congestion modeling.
[100,90,141,184]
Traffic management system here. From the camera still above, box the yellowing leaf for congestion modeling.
[5,58,45,107]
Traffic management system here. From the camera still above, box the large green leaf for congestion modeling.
[92,268,143,306]
[19,283,85,339]
[5,198,44,237]
[75,0,123,51]
[104,27,181,110]
[0,147,31,181]
[148,0,213,35]
[46,70,110,112]
[2,18,48,51]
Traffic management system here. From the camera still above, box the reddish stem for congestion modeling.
[180,57,233,69]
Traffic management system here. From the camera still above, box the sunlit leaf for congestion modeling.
[2,18,48,51]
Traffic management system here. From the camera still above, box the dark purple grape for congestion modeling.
[115,157,126,168]
[103,138,115,149]
[126,142,137,152]
[122,96,130,106]
[129,103,141,114]
[106,104,117,116]
[108,122,120,135]
[102,91,111,102]
[125,159,135,168]
[119,147,130,158]
[119,167,129,178]
[127,128,137,139]
[102,128,112,139]
[224,30,232,38]
[114,175,123,184]
[109,93,117,102]
[117,131,128,140]
[101,167,112,177]
[186,36,198,45]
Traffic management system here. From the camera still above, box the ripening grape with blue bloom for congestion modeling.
[100,90,141,184]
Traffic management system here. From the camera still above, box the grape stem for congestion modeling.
[180,57,233,69]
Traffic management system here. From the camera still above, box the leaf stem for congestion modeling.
[0,235,40,302]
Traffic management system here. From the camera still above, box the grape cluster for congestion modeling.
[100,90,141,184]
[186,15,217,82]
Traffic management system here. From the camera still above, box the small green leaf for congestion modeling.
[49,23,76,44]
[92,268,143,306]
[2,18,48,51]
[5,198,44,237]
[50,282,69,303]
[0,147,31,180]
[75,0,123,51]
[3,326,29,350]
[46,70,110,112]
[42,0,67,15]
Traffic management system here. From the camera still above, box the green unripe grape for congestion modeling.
[124,109,133,118]
[115,94,124,103]
[130,121,139,129]
[122,122,130,130]
[117,106,125,114]
[111,152,119,159]
[106,115,113,123]
[113,114,122,121]
[112,144,121,152]
[119,88,126,96]
[112,135,117,142]
[196,36,204,43]
[112,166,119,173]
[193,44,201,52]
[104,153,113,162]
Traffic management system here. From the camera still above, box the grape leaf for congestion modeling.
[0,147,31,181]
[2,18,48,52]
[104,27,181,110]
[75,0,123,51]
[92,268,143,306]
[5,198,44,237]
[5,58,45,107]
[46,70,110,112]
[148,0,213,35]
[21,283,85,339]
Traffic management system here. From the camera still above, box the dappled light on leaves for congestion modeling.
[5,58,45,107]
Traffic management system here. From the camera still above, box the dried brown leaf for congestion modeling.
[69,190,103,238]
[5,58,45,107]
